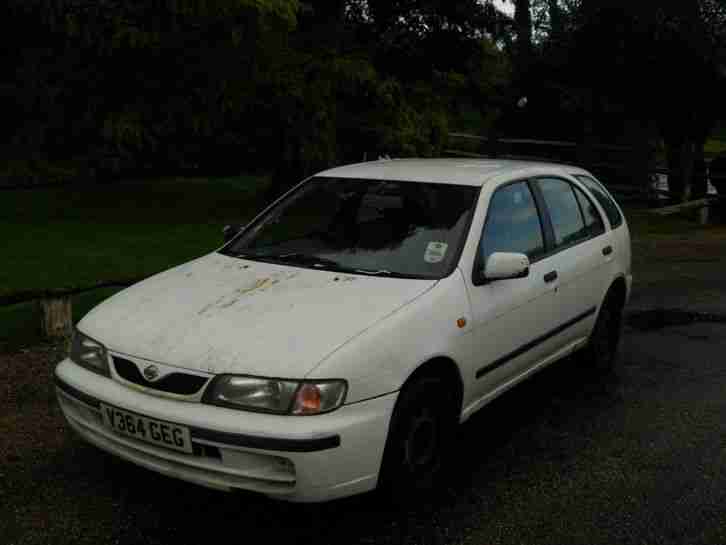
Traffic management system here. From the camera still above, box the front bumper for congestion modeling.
[55,358,397,502]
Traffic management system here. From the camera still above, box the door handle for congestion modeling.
[602,245,613,256]
[544,271,558,283]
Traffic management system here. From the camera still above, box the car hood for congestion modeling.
[79,253,436,377]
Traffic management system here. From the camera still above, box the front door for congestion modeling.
[465,180,559,404]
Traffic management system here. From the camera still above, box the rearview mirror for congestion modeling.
[483,252,530,281]
[222,224,244,243]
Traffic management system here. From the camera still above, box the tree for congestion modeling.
[1,0,299,179]
[564,0,726,200]
[1,0,512,188]
[500,0,726,199]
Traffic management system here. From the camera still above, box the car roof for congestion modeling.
[317,158,584,187]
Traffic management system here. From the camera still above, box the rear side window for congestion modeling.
[537,178,589,248]
[573,185,605,237]
[480,182,545,264]
[575,175,623,228]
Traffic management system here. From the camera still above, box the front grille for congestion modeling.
[113,357,208,395]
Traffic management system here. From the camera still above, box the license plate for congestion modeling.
[101,404,192,454]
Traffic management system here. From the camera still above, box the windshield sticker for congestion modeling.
[424,242,448,263]
[513,191,523,204]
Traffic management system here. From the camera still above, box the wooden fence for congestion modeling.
[445,132,723,204]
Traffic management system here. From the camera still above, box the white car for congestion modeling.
[55,159,632,502]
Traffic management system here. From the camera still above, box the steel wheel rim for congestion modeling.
[404,409,439,471]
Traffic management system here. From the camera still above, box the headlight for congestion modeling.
[203,375,347,415]
[69,329,110,377]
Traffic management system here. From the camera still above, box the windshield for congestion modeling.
[222,176,479,279]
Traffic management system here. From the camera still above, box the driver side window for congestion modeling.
[479,181,546,266]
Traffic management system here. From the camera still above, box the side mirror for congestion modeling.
[222,224,244,243]
[483,252,530,281]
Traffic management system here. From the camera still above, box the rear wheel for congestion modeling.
[584,293,624,372]
[378,376,457,499]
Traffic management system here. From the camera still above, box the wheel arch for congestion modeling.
[605,275,627,312]
[399,356,465,418]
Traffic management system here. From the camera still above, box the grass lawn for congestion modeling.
[622,195,726,238]
[705,138,726,157]
[2,174,270,348]
[2,175,270,297]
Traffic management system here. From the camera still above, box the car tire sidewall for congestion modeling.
[587,294,624,372]
[378,376,456,500]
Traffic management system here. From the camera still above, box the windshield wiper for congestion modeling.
[354,268,393,276]
[353,268,413,278]
[260,252,345,270]
[227,251,412,277]
[224,249,345,270]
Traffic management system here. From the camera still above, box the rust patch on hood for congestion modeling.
[237,277,272,295]
[196,272,303,316]
[332,275,358,283]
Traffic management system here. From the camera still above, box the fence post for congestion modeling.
[40,296,73,339]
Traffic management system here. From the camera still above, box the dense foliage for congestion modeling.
[1,0,510,190]
[2,1,726,200]
[498,0,726,199]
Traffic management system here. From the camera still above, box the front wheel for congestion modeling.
[378,377,457,499]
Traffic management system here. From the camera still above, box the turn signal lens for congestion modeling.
[295,384,321,414]
[292,380,347,415]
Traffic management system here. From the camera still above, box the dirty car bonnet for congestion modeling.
[77,253,436,377]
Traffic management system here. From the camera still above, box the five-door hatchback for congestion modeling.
[55,159,632,502]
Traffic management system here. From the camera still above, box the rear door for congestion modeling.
[530,176,613,348]
[574,174,631,286]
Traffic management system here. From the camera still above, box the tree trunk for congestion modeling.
[665,135,697,203]
[577,91,595,169]
[682,141,696,202]
[514,0,533,97]
[628,119,653,194]
[514,0,533,58]
[40,297,72,339]
[665,137,683,204]
[692,135,708,199]
[547,0,564,39]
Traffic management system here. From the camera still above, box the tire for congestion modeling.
[378,376,457,500]
[583,294,624,373]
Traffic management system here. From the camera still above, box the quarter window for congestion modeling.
[573,185,605,237]
[479,182,545,264]
[537,178,589,248]
[575,175,623,228]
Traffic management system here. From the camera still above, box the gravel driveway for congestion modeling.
[4,321,726,545]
